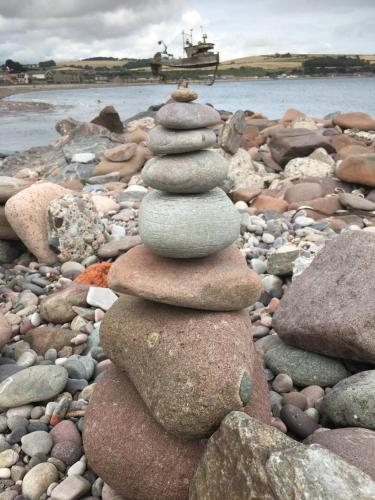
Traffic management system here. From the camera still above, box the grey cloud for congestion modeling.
[0,0,374,64]
[0,0,175,18]
[0,0,186,62]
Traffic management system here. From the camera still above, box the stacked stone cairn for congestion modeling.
[83,89,268,499]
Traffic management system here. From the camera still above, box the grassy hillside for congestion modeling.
[58,59,128,68]
[220,53,375,71]
[59,54,375,72]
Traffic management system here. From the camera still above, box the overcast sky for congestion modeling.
[0,0,374,63]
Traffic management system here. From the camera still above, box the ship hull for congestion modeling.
[161,53,219,69]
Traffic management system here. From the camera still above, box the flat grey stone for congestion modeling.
[142,150,228,193]
[156,102,220,130]
[339,192,375,211]
[320,370,375,429]
[0,365,68,408]
[263,337,349,387]
[139,188,240,258]
[147,125,217,154]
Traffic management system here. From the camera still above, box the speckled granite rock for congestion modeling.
[190,412,375,500]
[139,188,240,258]
[190,412,299,500]
[47,193,108,262]
[265,444,375,499]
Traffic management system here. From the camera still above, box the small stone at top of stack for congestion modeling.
[140,88,240,259]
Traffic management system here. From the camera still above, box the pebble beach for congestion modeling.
[0,86,375,499]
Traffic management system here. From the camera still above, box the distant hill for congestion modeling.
[220,53,375,71]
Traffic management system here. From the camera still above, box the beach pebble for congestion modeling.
[50,474,91,500]
[282,392,308,410]
[21,431,53,457]
[280,404,320,439]
[22,462,59,500]
[61,261,85,279]
[86,287,118,311]
[0,365,68,407]
[0,450,18,468]
[51,440,83,466]
[272,373,293,393]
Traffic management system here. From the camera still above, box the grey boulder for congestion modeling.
[142,150,228,194]
[266,444,375,499]
[147,125,217,154]
[156,102,221,130]
[139,188,240,258]
[320,370,375,429]
[190,411,375,500]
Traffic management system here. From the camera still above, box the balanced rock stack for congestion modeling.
[84,89,268,499]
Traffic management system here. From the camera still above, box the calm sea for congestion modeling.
[1,77,375,155]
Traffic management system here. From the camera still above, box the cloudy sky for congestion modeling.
[0,0,374,64]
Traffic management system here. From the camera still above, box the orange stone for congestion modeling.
[74,262,111,288]
[250,195,288,214]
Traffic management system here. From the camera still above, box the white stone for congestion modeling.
[235,201,248,211]
[67,458,86,476]
[110,225,126,239]
[295,216,314,227]
[284,157,335,178]
[0,468,10,479]
[123,185,148,193]
[30,312,42,327]
[0,449,18,468]
[87,287,118,311]
[71,153,96,163]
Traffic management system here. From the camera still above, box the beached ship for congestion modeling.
[151,30,219,85]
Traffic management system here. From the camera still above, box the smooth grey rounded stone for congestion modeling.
[21,430,53,457]
[146,125,217,154]
[142,150,228,194]
[320,370,375,429]
[156,102,221,130]
[139,188,240,258]
[0,365,68,408]
[264,337,349,388]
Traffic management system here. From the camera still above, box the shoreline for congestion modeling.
[1,73,373,102]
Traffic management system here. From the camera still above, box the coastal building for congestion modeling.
[30,73,46,84]
[51,67,84,84]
